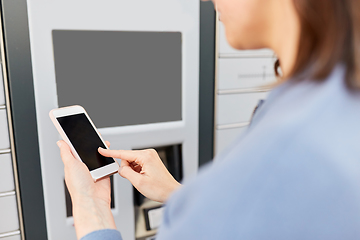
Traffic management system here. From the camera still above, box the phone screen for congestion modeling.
[57,113,115,171]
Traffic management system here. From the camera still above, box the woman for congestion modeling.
[58,0,360,239]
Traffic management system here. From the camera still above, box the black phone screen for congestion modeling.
[57,113,115,171]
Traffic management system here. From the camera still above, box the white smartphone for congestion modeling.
[49,105,119,181]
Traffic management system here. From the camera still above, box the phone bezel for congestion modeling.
[49,105,119,181]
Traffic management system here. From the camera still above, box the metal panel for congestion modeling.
[218,58,277,90]
[0,0,47,239]
[215,126,247,155]
[216,92,268,125]
[0,195,19,234]
[0,109,10,150]
[199,1,216,166]
[0,66,5,106]
[0,153,14,193]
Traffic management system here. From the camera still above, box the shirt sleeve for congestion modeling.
[80,229,122,240]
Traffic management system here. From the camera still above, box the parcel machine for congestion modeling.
[0,0,203,239]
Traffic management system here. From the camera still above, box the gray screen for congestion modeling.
[52,30,182,128]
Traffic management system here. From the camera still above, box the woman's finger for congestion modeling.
[99,148,143,162]
[57,140,76,166]
[105,141,111,148]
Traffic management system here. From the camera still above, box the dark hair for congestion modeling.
[276,0,360,90]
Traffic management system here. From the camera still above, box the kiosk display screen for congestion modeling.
[52,30,182,128]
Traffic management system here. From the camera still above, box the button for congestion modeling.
[0,153,15,193]
[216,92,268,125]
[0,195,19,234]
[0,109,10,150]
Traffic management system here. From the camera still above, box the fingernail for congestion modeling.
[57,141,61,147]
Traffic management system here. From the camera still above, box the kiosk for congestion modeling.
[1,0,200,239]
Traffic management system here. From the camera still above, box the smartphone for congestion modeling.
[49,105,119,181]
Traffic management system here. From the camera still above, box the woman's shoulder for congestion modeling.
[159,66,360,239]
[247,65,360,156]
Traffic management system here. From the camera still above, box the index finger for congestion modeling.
[98,148,143,163]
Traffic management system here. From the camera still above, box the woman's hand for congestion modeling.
[57,140,117,240]
[98,148,181,203]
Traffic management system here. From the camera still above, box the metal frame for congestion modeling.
[0,0,48,239]
[199,1,216,166]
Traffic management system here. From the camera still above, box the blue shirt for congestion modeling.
[82,66,360,240]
